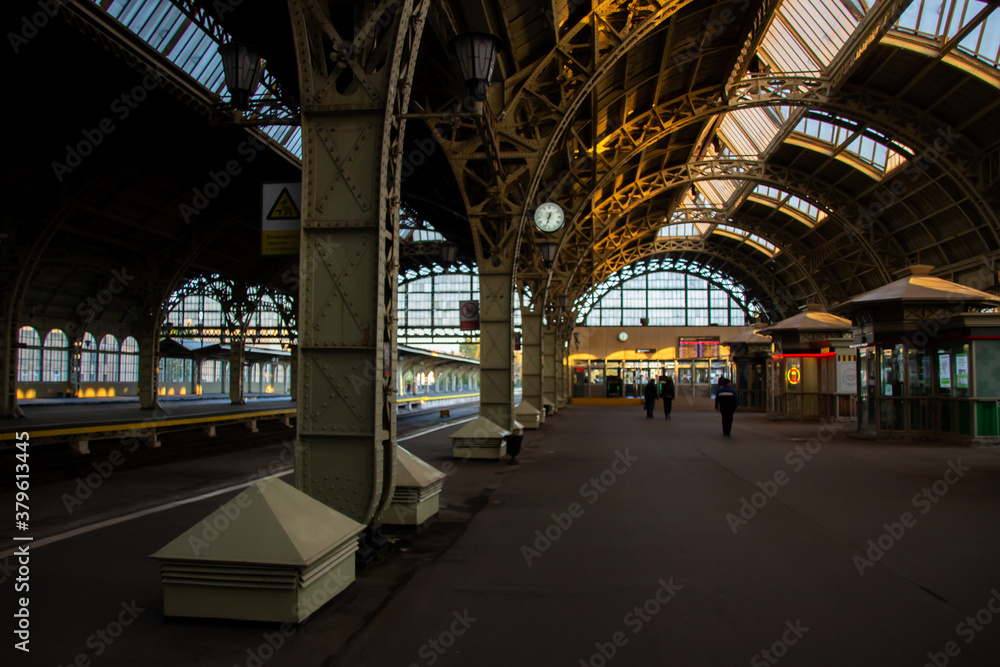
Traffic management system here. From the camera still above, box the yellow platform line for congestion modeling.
[397,392,479,404]
[0,408,296,441]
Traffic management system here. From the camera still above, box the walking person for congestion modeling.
[715,377,738,436]
[659,375,675,419]
[643,378,658,419]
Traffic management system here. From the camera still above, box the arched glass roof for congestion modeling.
[893,0,1000,70]
[94,0,302,157]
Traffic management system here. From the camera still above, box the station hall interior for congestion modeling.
[3,0,1000,665]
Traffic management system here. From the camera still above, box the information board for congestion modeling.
[678,337,720,358]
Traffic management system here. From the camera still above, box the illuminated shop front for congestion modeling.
[832,265,1000,443]
[568,327,731,400]
[758,306,856,421]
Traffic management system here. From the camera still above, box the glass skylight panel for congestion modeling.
[95,1,303,159]
[699,179,739,205]
[782,0,857,67]
[895,1,1000,69]
[959,6,1000,66]
[785,195,825,221]
[749,185,827,225]
[658,223,711,237]
[753,184,782,201]
[759,0,858,73]
[762,18,821,72]
[792,115,911,174]
[719,107,787,159]
[713,225,778,256]
[408,229,447,242]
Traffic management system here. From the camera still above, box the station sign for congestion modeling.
[262,182,301,256]
[460,301,480,330]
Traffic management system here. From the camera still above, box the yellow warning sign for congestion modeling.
[267,188,300,220]
[263,230,299,255]
[262,183,301,256]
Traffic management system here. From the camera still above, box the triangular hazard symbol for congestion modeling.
[267,188,300,220]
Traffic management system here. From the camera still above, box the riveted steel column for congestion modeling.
[477,262,516,431]
[229,340,245,405]
[517,305,544,428]
[555,330,567,408]
[289,0,428,524]
[0,323,18,417]
[543,323,557,415]
[137,331,160,409]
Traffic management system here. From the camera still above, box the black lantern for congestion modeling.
[559,295,569,310]
[219,42,265,110]
[450,32,503,101]
[538,242,558,268]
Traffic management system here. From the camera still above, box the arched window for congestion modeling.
[580,268,755,327]
[80,333,98,382]
[201,360,216,383]
[120,337,139,382]
[43,330,69,382]
[98,335,119,383]
[17,327,41,382]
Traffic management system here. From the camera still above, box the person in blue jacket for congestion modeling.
[715,377,738,436]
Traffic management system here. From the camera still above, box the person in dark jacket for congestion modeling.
[715,377,738,436]
[643,378,658,418]
[659,375,675,419]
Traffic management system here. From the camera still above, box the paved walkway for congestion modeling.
[4,401,1000,666]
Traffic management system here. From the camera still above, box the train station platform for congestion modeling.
[4,402,1000,666]
[0,391,484,450]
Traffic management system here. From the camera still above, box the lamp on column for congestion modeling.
[538,242,558,268]
[219,42,266,111]
[450,32,503,102]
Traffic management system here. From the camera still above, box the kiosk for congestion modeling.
[759,305,855,421]
[831,265,1000,443]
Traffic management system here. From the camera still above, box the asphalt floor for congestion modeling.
[4,400,1000,666]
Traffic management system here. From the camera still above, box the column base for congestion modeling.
[449,416,510,459]
[381,447,445,526]
[515,400,544,428]
[151,478,364,623]
[542,396,556,415]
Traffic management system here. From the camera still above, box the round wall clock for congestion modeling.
[533,202,565,233]
[617,331,629,342]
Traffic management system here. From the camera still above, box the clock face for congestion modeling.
[618,332,629,342]
[533,202,565,233]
